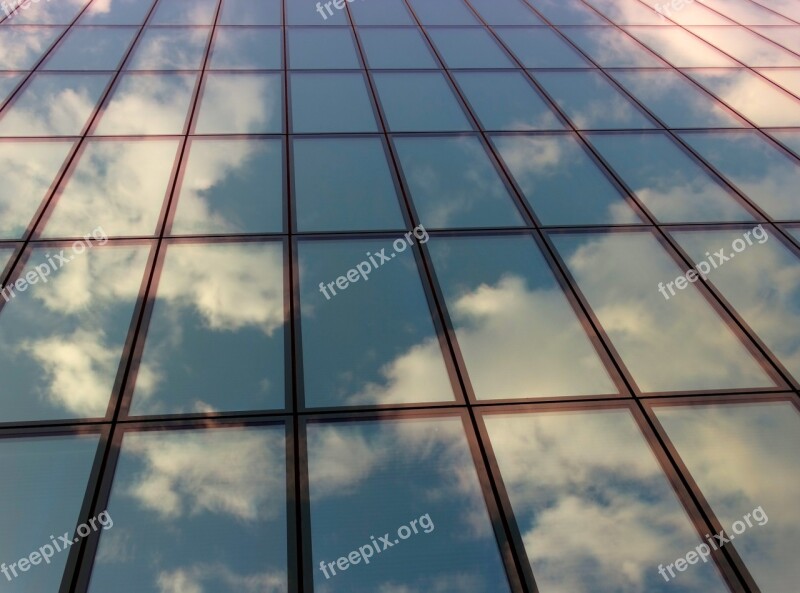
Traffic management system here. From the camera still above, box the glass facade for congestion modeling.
[0,0,798,592]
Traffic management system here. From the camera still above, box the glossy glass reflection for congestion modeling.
[210,27,282,70]
[428,28,515,69]
[287,27,361,70]
[587,132,754,222]
[290,73,378,133]
[219,0,281,25]
[0,434,100,592]
[0,140,73,239]
[527,0,608,24]
[307,417,510,592]
[757,68,800,98]
[688,26,800,67]
[172,138,284,235]
[6,0,87,24]
[678,131,800,220]
[393,136,525,229]
[769,129,800,158]
[373,72,472,132]
[79,0,154,24]
[194,73,283,134]
[0,73,110,137]
[429,235,618,398]
[407,0,479,25]
[286,0,348,24]
[42,26,136,71]
[0,245,149,422]
[130,242,285,415]
[494,27,591,68]
[292,137,405,232]
[582,0,664,24]
[358,27,438,69]
[696,0,792,24]
[42,139,179,238]
[0,247,14,273]
[469,0,543,24]
[348,0,414,25]
[561,26,668,68]
[150,0,217,25]
[93,73,196,135]
[484,409,730,593]
[625,27,739,68]
[551,231,775,392]
[298,239,454,407]
[127,27,209,71]
[87,427,288,593]
[454,71,565,131]
[492,133,640,225]
[753,25,800,54]
[535,71,658,130]
[0,74,22,104]
[655,402,800,593]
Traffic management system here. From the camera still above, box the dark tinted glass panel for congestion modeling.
[219,0,282,25]
[195,73,283,134]
[287,0,348,25]
[288,28,361,70]
[494,27,591,68]
[469,0,543,25]
[127,27,210,71]
[210,27,282,70]
[358,27,437,69]
[290,73,378,133]
[43,26,137,71]
[769,130,800,158]
[428,28,515,69]
[407,0,479,25]
[349,0,414,24]
[561,26,668,67]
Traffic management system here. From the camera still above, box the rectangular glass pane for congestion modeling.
[358,27,438,69]
[150,0,217,25]
[407,0,479,25]
[494,27,592,68]
[469,0,543,25]
[290,73,378,133]
[6,0,89,24]
[349,0,414,24]
[219,0,281,25]
[583,0,665,24]
[79,0,155,24]
[561,26,668,67]
[42,26,137,71]
[288,27,361,69]
[194,73,283,134]
[527,0,608,24]
[625,27,738,67]
[428,27,516,69]
[687,26,800,67]
[209,27,282,70]
[126,27,210,71]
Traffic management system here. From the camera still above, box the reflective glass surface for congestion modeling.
[287,27,361,70]
[150,0,217,25]
[42,26,137,71]
[687,26,800,68]
[561,26,668,68]
[194,73,283,134]
[0,74,23,103]
[358,27,438,69]
[527,0,608,24]
[469,0,543,25]
[6,0,88,24]
[290,72,378,133]
[407,0,479,25]
[427,28,515,69]
[126,27,210,71]
[625,27,739,68]
[494,27,592,68]
[757,69,800,97]
[209,27,282,70]
[219,0,281,25]
[583,0,664,24]
[349,0,414,25]
[79,0,154,25]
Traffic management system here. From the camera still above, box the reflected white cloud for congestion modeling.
[0,27,62,69]
[157,565,286,593]
[194,74,282,134]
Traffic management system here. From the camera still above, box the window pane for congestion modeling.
[7,0,89,24]
[587,132,755,223]
[407,0,479,25]
[373,72,472,132]
[0,74,23,104]
[130,242,286,415]
[583,0,664,24]
[359,27,438,69]
[0,246,15,271]
[493,133,640,225]
[0,434,100,592]
[150,0,217,25]
[219,0,281,25]
[194,73,283,134]
[87,427,288,593]
[655,402,800,593]
[550,231,776,392]
[428,28,515,69]
[292,137,405,232]
[494,27,592,68]
[42,139,180,238]
[307,417,510,592]
[0,140,73,239]
[288,28,361,69]
[561,26,668,67]
[696,0,792,24]
[752,25,800,53]
[625,27,739,68]
[678,130,800,220]
[393,136,525,228]
[93,73,196,135]
[127,27,210,71]
[290,73,378,133]
[0,245,150,421]
[209,27,282,70]
[527,0,608,24]
[757,69,800,98]
[454,71,565,131]
[172,138,284,235]
[286,0,348,25]
[657,1,734,24]
[484,408,730,593]
[79,0,155,24]
[769,129,800,158]
[688,26,800,67]
[298,238,454,407]
[469,0,543,25]
[349,0,414,24]
[429,235,618,398]
[42,26,137,71]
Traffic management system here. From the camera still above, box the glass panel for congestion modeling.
[0,244,150,422]
[87,426,288,593]
[172,138,284,235]
[583,0,665,24]
[373,72,472,132]
[672,227,800,377]
[0,140,73,239]
[79,0,154,24]
[534,70,658,130]
[42,139,179,238]
[349,0,414,25]
[753,0,800,21]
[290,72,378,133]
[454,71,564,131]
[307,417,510,592]
[625,27,739,68]
[219,0,281,25]
[0,434,100,592]
[484,409,730,593]
[550,231,776,392]
[93,73,196,135]
[562,26,668,67]
[686,69,800,128]
[126,27,210,71]
[5,0,88,24]
[130,242,286,415]
[769,129,800,158]
[150,0,217,25]
[493,133,640,225]
[587,132,755,222]
[653,0,734,23]
[209,27,282,70]
[42,26,137,71]
[298,238,454,407]
[687,26,800,67]
[527,0,608,24]
[286,0,348,25]
[0,247,15,271]
[428,28,515,69]
[0,73,110,137]
[752,26,800,54]
[655,402,800,593]
[609,69,747,129]
[695,0,793,24]
[292,137,405,232]
[757,68,800,97]
[0,74,23,104]
[407,0,479,25]
[429,235,618,398]
[358,27,438,69]
[393,136,525,229]
[469,0,543,25]
[678,130,800,220]
[287,28,361,70]
[494,27,592,68]
[194,73,283,134]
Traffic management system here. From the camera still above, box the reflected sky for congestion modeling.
[210,27,282,70]
[88,427,288,593]
[348,0,414,25]
[194,73,283,134]
[6,0,87,24]
[494,27,591,67]
[769,129,800,158]
[298,239,454,408]
[219,0,281,25]
[290,73,378,133]
[130,242,286,416]
[550,231,776,392]
[625,27,739,68]
[756,68,800,98]
[287,28,361,70]
[307,417,510,592]
[527,0,607,24]
[696,0,793,24]
[655,401,800,593]
[0,246,15,272]
[358,27,437,69]
[0,245,150,422]
[407,0,479,25]
[484,409,729,593]
[0,74,23,104]
[428,28,516,69]
[561,26,668,68]
[150,0,217,25]
[0,26,64,70]
[42,26,137,71]
[127,27,210,71]
[469,0,544,25]
[582,0,664,24]
[687,26,800,67]
[428,235,618,399]
[78,0,154,24]
[753,25,800,53]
